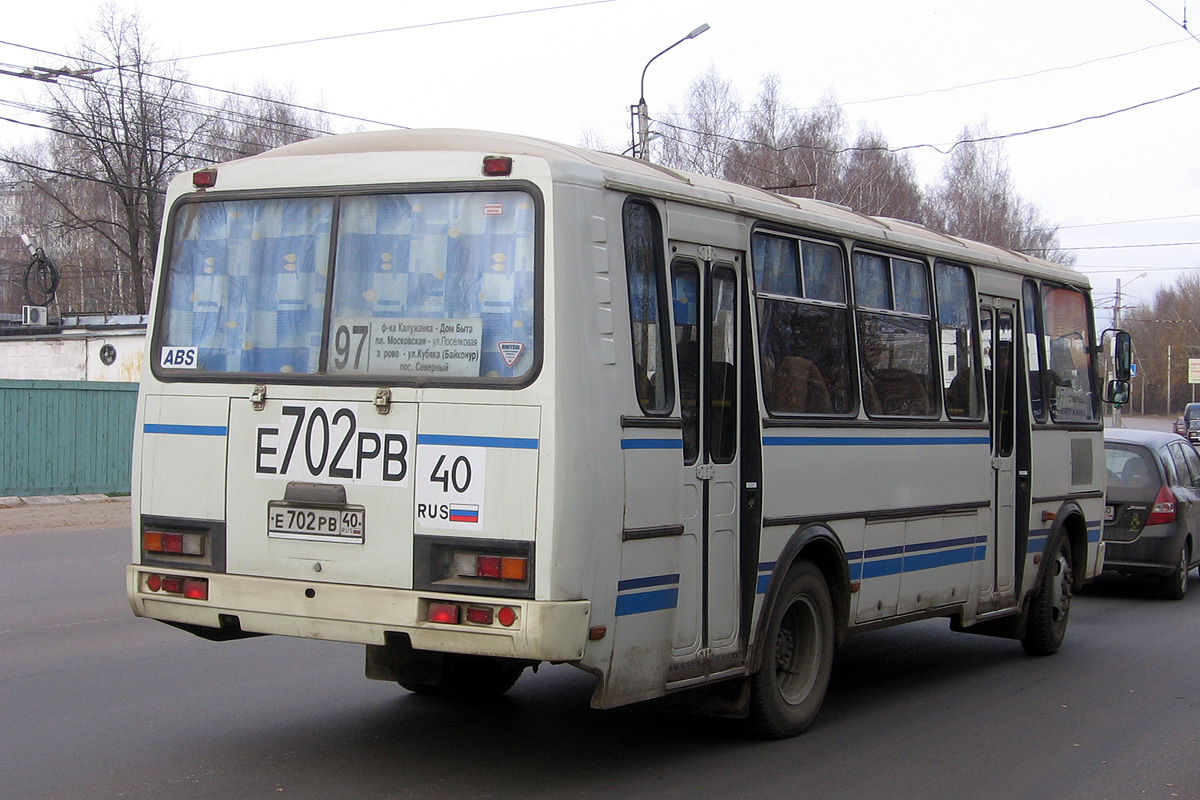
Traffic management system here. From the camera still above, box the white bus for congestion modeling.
[127,130,1131,737]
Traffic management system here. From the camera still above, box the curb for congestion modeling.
[0,494,125,509]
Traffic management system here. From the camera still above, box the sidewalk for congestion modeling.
[0,493,118,509]
[0,494,131,534]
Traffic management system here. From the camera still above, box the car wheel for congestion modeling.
[1160,541,1190,601]
[748,561,835,738]
[1022,532,1072,656]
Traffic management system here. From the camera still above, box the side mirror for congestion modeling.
[1105,378,1130,406]
[1102,329,1132,382]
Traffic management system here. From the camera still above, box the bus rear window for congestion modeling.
[159,190,538,382]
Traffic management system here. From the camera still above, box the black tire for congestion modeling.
[1160,541,1190,601]
[1022,533,1073,656]
[749,561,835,738]
[402,654,524,698]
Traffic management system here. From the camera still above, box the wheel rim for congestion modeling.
[1176,546,1190,595]
[774,595,822,704]
[1049,544,1073,625]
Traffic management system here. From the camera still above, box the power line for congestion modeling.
[0,155,166,195]
[1066,241,1200,251]
[828,36,1195,111]
[650,84,1200,158]
[0,39,402,131]
[165,1,618,63]
[1054,213,1200,231]
[1142,0,1200,45]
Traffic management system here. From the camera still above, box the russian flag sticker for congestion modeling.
[449,504,480,523]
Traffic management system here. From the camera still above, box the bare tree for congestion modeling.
[837,127,924,222]
[3,5,210,313]
[1123,272,1200,415]
[204,82,332,162]
[657,68,741,177]
[1,3,332,316]
[925,124,1073,264]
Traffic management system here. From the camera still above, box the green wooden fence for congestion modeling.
[0,380,138,497]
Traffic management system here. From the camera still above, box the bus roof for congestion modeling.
[247,128,1087,288]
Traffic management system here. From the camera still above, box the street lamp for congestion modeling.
[632,23,710,161]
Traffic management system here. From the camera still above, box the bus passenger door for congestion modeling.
[981,300,1018,600]
[670,245,743,683]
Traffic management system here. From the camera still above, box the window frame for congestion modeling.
[751,227,857,418]
[852,247,941,420]
[151,182,545,389]
[622,196,675,416]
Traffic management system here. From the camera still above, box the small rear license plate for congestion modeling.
[267,503,365,544]
[1104,504,1115,522]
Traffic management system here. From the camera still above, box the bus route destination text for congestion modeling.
[331,317,482,376]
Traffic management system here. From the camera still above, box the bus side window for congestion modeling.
[622,199,673,414]
[673,260,701,464]
[752,232,854,416]
[853,251,939,419]
[935,262,983,420]
[1023,279,1048,423]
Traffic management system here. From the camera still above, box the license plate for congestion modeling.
[267,503,365,544]
[1104,504,1115,522]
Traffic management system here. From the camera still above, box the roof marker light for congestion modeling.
[482,156,512,176]
[193,168,217,189]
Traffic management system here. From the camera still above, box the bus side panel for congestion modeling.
[139,393,229,520]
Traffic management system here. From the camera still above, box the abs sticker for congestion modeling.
[255,402,410,487]
[415,443,486,529]
[161,346,198,369]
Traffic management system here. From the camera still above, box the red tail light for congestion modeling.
[1147,485,1177,525]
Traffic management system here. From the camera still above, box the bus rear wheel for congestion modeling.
[1022,532,1072,656]
[400,654,525,698]
[749,561,834,738]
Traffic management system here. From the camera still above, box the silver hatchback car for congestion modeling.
[1103,428,1200,599]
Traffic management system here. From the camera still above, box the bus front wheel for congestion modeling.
[1022,532,1073,656]
[749,561,835,738]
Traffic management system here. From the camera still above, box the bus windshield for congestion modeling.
[158,189,538,381]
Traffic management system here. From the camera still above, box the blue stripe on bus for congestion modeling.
[763,435,990,447]
[143,424,228,436]
[618,574,681,591]
[417,434,538,450]
[621,438,684,450]
[847,535,989,581]
[615,574,680,616]
[615,588,679,617]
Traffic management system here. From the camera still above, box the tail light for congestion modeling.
[425,600,519,628]
[1147,485,1177,525]
[144,530,205,556]
[143,573,208,601]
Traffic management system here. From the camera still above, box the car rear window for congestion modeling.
[1105,445,1159,491]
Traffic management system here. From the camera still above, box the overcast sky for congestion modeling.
[2,0,1198,324]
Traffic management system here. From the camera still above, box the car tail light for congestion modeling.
[1147,485,1177,525]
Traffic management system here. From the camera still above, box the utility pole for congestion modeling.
[1113,277,1123,428]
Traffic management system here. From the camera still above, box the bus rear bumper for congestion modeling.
[126,565,591,662]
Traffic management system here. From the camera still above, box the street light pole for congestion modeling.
[633,23,710,161]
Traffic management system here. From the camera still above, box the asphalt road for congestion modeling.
[3,521,1199,800]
